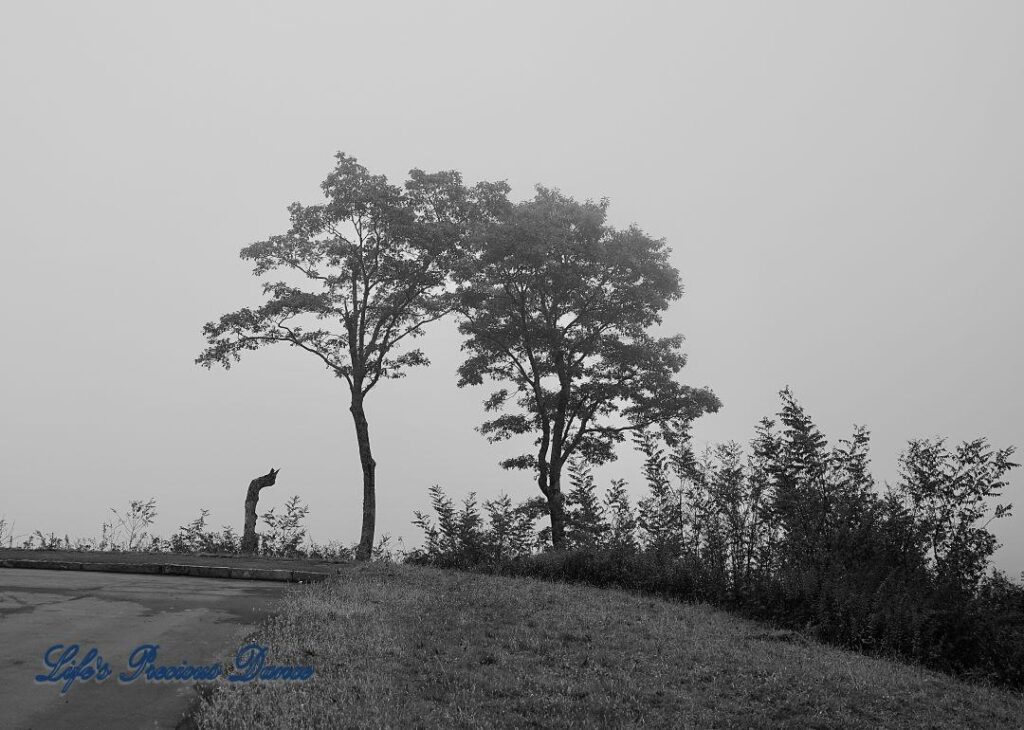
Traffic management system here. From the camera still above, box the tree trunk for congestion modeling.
[350,394,376,561]
[546,467,567,548]
[241,468,278,554]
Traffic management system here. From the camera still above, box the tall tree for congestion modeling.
[455,187,721,547]
[197,153,508,559]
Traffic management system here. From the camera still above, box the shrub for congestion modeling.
[170,509,240,554]
[411,389,1024,689]
[259,495,309,557]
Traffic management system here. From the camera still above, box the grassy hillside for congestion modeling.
[193,564,1024,729]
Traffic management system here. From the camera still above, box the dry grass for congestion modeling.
[192,563,1024,729]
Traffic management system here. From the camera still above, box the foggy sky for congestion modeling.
[2,2,1022,574]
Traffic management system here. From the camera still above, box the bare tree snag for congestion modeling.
[241,467,279,554]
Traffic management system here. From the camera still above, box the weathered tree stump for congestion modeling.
[241,468,279,554]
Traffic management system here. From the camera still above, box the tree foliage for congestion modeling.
[198,153,505,390]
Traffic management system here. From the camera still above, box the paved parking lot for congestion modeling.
[0,568,288,729]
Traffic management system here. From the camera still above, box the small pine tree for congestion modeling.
[564,457,609,548]
[636,430,685,557]
[604,479,637,551]
[411,485,493,565]
[412,485,459,560]
[484,494,538,560]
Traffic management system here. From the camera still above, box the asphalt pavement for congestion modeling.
[0,568,288,729]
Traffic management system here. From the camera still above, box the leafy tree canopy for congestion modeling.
[458,186,720,469]
[197,153,509,394]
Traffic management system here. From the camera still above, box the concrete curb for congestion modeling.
[0,558,330,583]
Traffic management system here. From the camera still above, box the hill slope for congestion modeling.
[193,563,1024,729]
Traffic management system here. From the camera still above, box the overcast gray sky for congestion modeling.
[2,1,1022,574]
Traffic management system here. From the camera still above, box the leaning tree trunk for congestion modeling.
[350,393,376,561]
[241,468,278,554]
